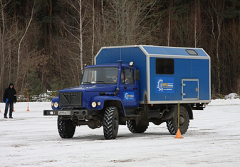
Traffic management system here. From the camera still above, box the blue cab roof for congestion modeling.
[85,63,131,68]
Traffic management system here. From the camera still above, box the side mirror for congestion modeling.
[80,73,84,84]
[134,70,140,81]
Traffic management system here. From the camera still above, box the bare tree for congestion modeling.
[91,0,95,65]
[193,0,203,48]
[194,0,197,48]
[0,0,8,93]
[16,0,36,87]
[0,0,16,95]
[103,0,157,46]
[63,0,87,84]
[208,1,224,94]
[101,0,106,46]
[167,0,173,46]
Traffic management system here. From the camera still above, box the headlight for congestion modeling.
[54,102,59,108]
[129,61,134,66]
[91,102,97,108]
[51,102,54,106]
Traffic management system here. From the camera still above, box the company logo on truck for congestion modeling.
[124,92,135,100]
[156,77,174,93]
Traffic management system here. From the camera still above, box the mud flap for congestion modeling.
[136,108,149,127]
[136,94,149,127]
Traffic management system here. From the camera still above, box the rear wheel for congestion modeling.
[166,105,189,135]
[58,116,76,138]
[103,106,119,139]
[127,120,148,133]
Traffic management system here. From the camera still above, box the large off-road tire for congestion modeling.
[127,120,148,133]
[58,116,76,138]
[103,106,119,140]
[166,105,189,135]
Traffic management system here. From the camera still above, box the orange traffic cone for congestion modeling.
[13,106,15,112]
[27,92,30,111]
[175,128,183,139]
[0,108,1,113]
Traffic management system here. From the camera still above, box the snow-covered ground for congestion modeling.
[0,99,240,167]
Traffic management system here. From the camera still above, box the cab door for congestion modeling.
[119,68,139,107]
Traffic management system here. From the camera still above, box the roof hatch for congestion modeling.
[186,49,198,55]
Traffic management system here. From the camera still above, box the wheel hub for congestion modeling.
[180,116,185,125]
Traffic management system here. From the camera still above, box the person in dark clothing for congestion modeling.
[3,83,17,118]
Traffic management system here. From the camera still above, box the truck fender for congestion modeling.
[92,96,126,123]
[91,96,122,110]
[104,99,126,125]
[182,104,193,119]
[51,97,60,110]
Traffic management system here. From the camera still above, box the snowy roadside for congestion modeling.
[208,98,240,105]
[0,100,240,167]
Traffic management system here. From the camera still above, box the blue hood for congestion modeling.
[59,84,116,93]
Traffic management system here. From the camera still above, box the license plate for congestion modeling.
[58,111,71,115]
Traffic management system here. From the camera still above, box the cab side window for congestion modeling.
[122,68,134,84]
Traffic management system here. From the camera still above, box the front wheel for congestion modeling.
[103,106,119,139]
[58,116,76,138]
[166,105,189,135]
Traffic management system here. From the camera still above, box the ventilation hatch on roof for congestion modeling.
[186,49,198,55]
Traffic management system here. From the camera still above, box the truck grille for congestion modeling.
[59,92,82,106]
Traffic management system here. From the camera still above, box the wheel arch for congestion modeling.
[182,104,193,120]
[166,104,191,135]
[104,100,126,125]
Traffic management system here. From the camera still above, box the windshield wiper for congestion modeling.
[83,82,92,84]
[92,81,106,84]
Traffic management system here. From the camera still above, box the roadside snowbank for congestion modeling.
[209,98,240,105]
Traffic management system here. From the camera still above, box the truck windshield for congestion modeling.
[81,67,119,84]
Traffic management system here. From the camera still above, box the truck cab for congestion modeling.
[82,62,139,108]
[44,61,141,139]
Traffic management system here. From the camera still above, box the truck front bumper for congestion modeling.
[43,109,94,120]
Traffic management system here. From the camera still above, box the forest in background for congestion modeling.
[0,0,240,99]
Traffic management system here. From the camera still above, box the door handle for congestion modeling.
[133,88,137,90]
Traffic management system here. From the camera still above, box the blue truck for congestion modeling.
[43,45,211,139]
